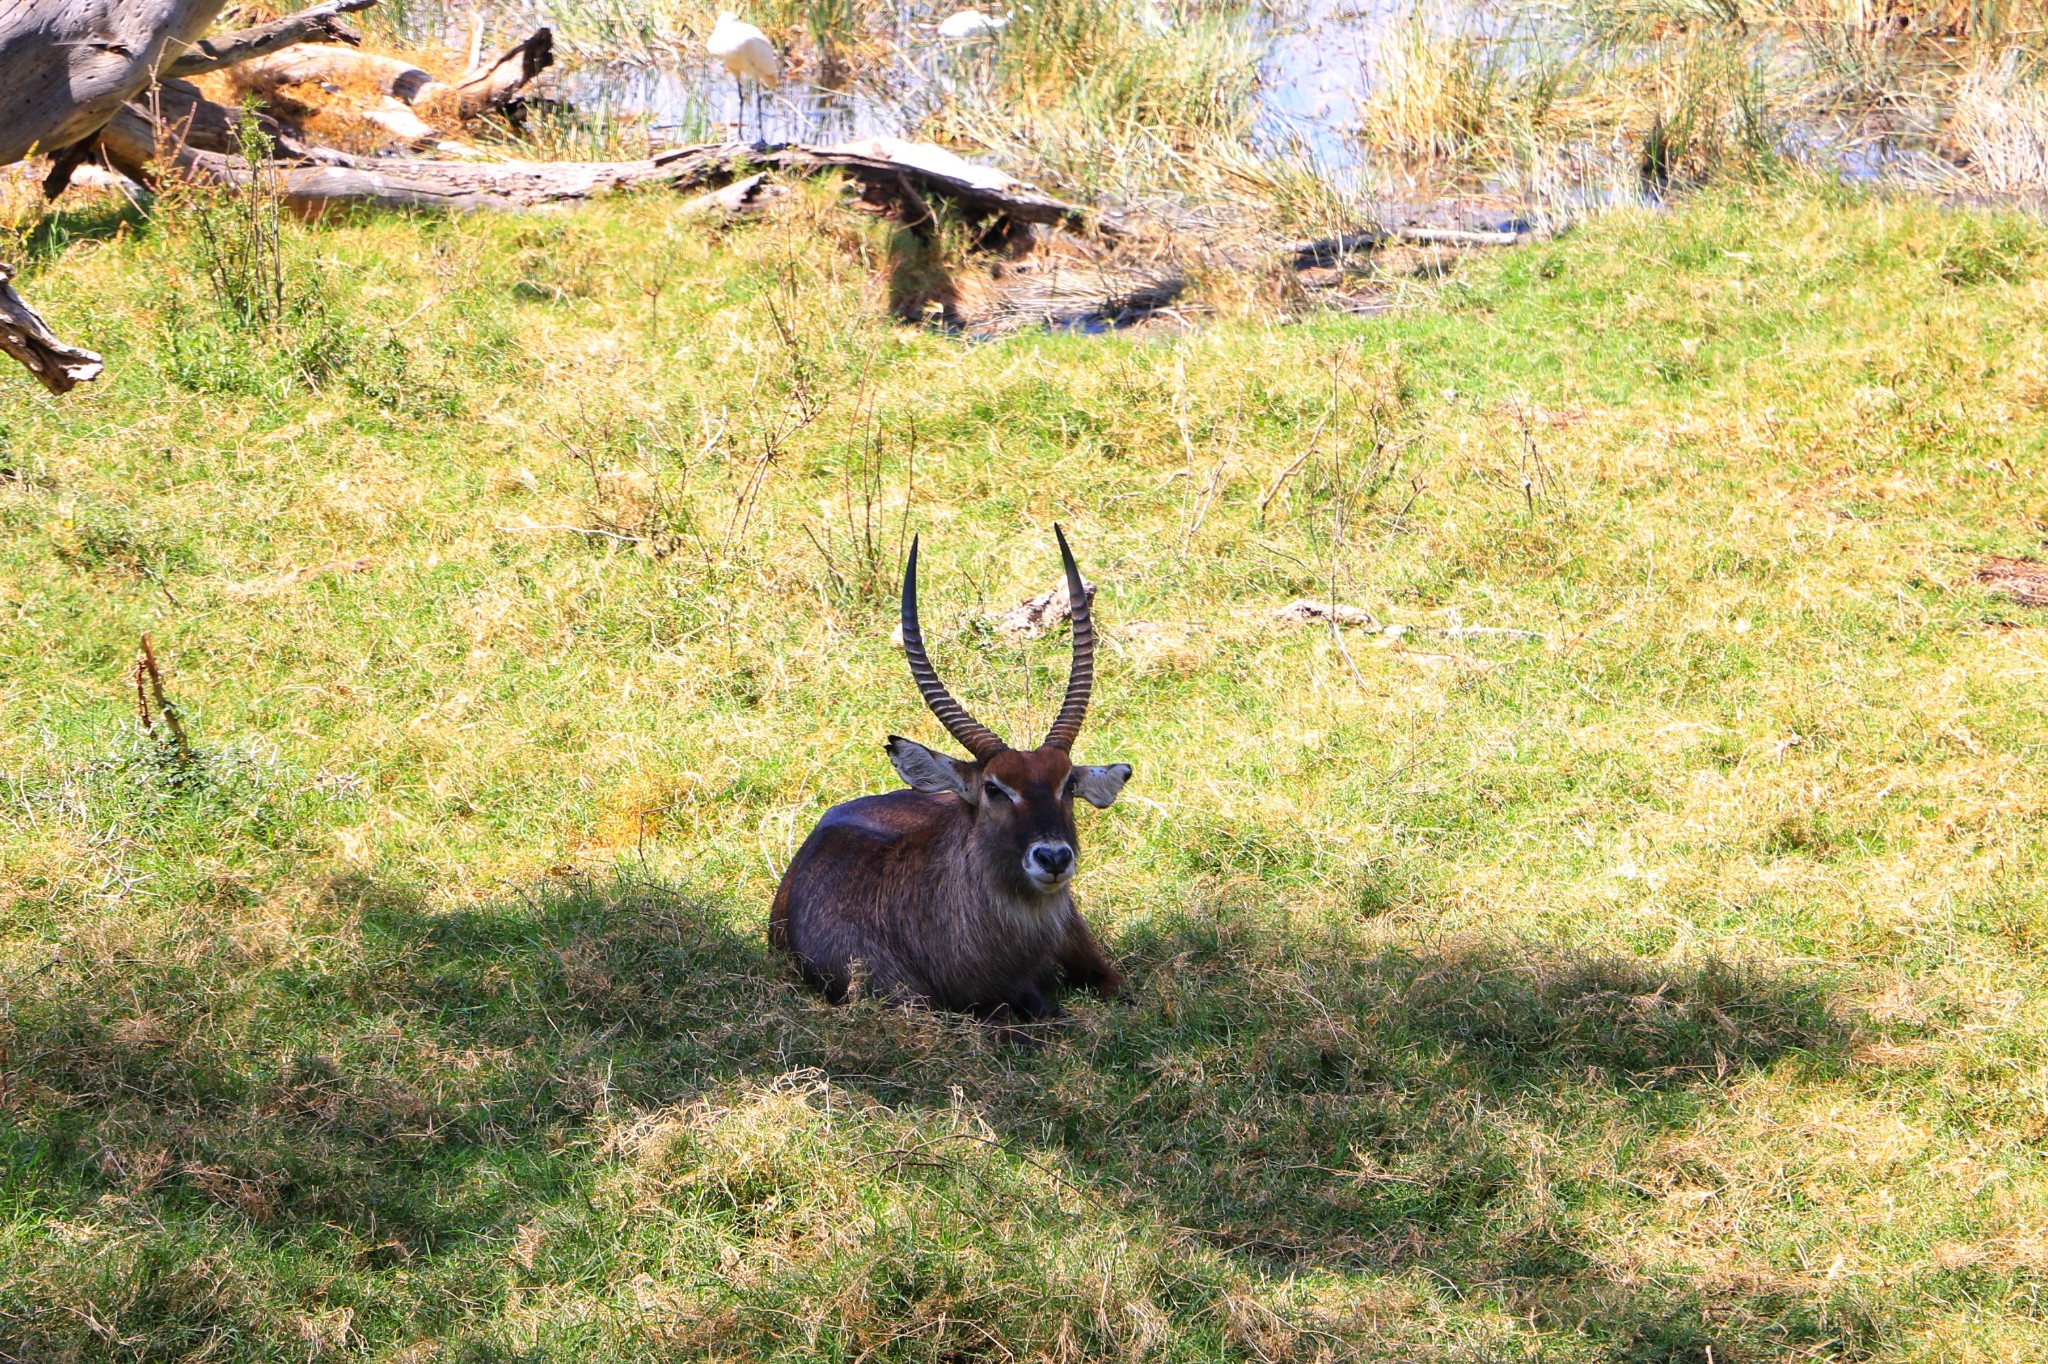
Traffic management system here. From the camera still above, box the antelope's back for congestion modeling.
[769,789,959,949]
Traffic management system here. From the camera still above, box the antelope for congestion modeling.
[770,526,1131,1029]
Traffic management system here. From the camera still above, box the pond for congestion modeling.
[372,0,1996,209]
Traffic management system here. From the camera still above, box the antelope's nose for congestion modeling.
[1028,842,1075,878]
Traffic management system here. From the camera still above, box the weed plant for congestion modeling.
[180,108,288,332]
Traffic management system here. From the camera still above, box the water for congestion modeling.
[554,42,946,146]
[384,0,1427,157]
[382,0,1976,198]
[1254,0,1401,176]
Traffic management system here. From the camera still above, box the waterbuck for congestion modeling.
[770,526,1131,1028]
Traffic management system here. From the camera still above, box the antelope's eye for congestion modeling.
[984,780,1013,803]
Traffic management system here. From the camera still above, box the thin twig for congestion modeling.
[136,634,193,761]
[1257,406,1334,520]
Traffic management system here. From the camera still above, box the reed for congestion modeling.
[928,0,1268,204]
[1951,47,2048,193]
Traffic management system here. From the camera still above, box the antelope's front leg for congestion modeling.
[1054,914,1123,1000]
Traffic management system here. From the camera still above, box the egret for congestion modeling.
[937,8,1008,38]
[707,12,779,144]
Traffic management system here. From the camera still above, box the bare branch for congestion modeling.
[0,265,104,396]
[163,0,379,78]
[456,27,554,118]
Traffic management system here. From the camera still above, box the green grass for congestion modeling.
[4,178,2048,1359]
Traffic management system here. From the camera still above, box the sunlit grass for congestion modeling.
[3,178,2048,1357]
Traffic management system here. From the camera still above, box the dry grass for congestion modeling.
[1951,49,2048,194]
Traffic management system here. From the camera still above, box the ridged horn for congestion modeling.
[901,535,1007,760]
[1043,524,1094,752]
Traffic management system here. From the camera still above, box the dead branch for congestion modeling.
[163,0,379,78]
[1288,225,1530,269]
[457,27,554,118]
[0,265,104,395]
[136,634,194,761]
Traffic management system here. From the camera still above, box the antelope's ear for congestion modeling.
[886,736,979,803]
[1071,763,1131,809]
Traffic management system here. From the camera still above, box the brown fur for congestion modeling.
[770,744,1123,1025]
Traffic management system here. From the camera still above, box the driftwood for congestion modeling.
[220,27,551,115]
[163,0,377,78]
[1288,225,1530,269]
[0,0,228,166]
[97,103,1087,230]
[0,264,104,395]
[456,28,554,118]
[0,0,234,392]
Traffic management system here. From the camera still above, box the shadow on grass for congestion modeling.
[16,194,150,265]
[0,871,1866,1362]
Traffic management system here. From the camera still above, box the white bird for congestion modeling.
[707,12,779,145]
[1137,0,1170,34]
[937,9,1008,38]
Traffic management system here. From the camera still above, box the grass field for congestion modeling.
[3,176,2048,1360]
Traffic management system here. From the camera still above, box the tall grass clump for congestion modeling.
[932,0,1267,203]
[1951,48,2048,193]
[1357,3,1782,212]
[1361,7,1511,166]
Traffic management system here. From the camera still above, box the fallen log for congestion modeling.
[213,27,553,149]
[0,264,104,395]
[49,78,346,198]
[1288,224,1531,270]
[97,103,674,209]
[763,136,1081,235]
[163,0,378,78]
[223,43,456,114]
[0,0,237,389]
[0,0,228,167]
[96,107,1088,232]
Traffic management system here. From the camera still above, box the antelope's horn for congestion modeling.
[1043,524,1094,752]
[901,535,1007,761]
